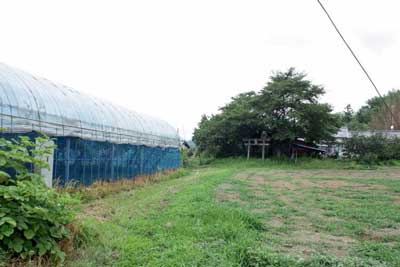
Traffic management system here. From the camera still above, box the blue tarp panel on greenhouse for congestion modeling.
[0,133,181,186]
[53,137,181,186]
[0,132,37,175]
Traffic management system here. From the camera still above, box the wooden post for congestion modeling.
[139,146,144,175]
[261,131,267,161]
[65,138,70,183]
[247,141,251,160]
[36,139,54,188]
[262,139,265,161]
[244,137,270,160]
[111,144,115,180]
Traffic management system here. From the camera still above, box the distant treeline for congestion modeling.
[339,90,400,131]
[193,67,400,159]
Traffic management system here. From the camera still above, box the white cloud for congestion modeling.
[357,30,397,54]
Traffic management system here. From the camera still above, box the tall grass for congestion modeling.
[59,169,189,203]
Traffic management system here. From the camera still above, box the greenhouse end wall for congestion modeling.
[53,137,181,186]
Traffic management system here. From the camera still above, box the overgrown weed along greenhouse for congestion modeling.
[0,63,181,186]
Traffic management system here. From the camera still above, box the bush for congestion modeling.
[0,135,75,265]
[180,149,214,168]
[180,149,191,168]
[344,134,400,164]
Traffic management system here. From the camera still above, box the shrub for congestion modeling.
[0,135,75,265]
[180,149,190,168]
[344,134,400,164]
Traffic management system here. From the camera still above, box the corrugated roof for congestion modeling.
[334,127,400,140]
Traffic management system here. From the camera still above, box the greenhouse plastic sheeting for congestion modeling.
[53,137,181,186]
[0,63,179,148]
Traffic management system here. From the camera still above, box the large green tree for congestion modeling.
[193,92,262,157]
[193,68,341,157]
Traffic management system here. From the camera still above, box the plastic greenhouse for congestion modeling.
[0,63,181,186]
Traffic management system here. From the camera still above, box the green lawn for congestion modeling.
[67,159,400,267]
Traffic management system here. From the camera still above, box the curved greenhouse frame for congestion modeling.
[0,63,179,147]
[0,63,180,186]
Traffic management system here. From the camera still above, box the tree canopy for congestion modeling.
[340,89,400,131]
[193,68,341,157]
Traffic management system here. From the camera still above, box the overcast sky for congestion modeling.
[1,0,399,139]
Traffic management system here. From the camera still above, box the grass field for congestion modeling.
[67,159,400,267]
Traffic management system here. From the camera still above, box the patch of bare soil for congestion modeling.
[235,173,253,180]
[284,230,355,258]
[393,196,400,205]
[277,194,295,206]
[237,174,267,186]
[253,189,266,197]
[239,170,386,192]
[270,181,296,190]
[266,217,285,228]
[363,227,400,241]
[81,202,114,222]
[252,207,272,215]
[159,198,170,209]
[168,186,180,195]
[218,183,234,190]
[215,191,243,203]
[215,183,243,204]
[314,180,363,189]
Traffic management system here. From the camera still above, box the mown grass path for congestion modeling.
[68,160,400,267]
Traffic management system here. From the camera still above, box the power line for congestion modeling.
[317,0,397,129]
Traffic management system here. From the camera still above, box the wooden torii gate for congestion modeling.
[243,131,270,160]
